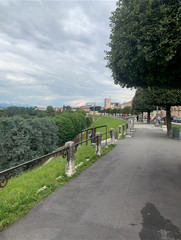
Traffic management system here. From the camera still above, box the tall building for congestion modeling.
[104,98,111,109]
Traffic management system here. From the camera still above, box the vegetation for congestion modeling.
[132,88,155,123]
[0,109,92,172]
[52,110,91,146]
[92,116,126,140]
[132,87,181,135]
[0,117,58,172]
[100,106,132,115]
[106,0,181,89]
[0,114,127,231]
[0,144,115,231]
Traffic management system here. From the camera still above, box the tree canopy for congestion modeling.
[132,88,155,114]
[106,0,181,89]
[132,87,181,134]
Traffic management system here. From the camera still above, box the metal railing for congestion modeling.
[73,125,108,146]
[0,126,112,189]
[0,147,67,189]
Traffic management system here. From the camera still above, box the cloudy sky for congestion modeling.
[0,0,135,107]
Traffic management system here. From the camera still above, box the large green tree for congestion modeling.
[106,0,181,89]
[132,88,155,123]
[133,88,181,135]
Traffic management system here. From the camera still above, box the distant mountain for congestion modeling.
[0,103,34,108]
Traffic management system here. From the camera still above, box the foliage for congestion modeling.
[106,0,181,89]
[132,88,155,114]
[0,117,58,171]
[100,106,132,115]
[45,106,56,117]
[63,105,71,112]
[133,87,181,134]
[52,110,88,146]
[0,144,115,231]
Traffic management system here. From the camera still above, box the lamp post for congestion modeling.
[155,106,159,126]
[86,102,96,141]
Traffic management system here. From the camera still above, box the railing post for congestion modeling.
[119,125,122,139]
[122,124,126,136]
[131,116,135,131]
[110,128,115,144]
[65,141,76,177]
[127,118,131,134]
[95,132,102,156]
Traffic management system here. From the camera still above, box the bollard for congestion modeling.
[95,132,102,156]
[115,131,118,140]
[131,116,135,131]
[122,124,125,136]
[65,141,76,177]
[127,119,131,134]
[110,128,115,144]
[119,125,122,139]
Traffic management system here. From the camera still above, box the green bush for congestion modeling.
[52,110,87,146]
[0,117,58,171]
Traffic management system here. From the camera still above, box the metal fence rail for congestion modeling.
[0,126,111,189]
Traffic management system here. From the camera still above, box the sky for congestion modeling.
[0,0,135,107]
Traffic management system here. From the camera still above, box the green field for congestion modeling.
[82,115,126,143]
[0,115,126,231]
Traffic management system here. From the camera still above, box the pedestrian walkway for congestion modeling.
[1,124,181,240]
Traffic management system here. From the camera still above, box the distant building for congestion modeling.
[53,107,62,112]
[120,100,132,109]
[90,106,101,112]
[35,106,46,111]
[80,106,90,113]
[104,98,111,109]
[111,102,119,109]
[171,106,181,117]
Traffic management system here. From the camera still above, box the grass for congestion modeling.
[84,116,126,142]
[0,115,126,231]
[172,123,181,131]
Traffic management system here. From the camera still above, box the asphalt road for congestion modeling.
[1,125,181,240]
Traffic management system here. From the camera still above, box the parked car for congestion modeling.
[172,116,181,123]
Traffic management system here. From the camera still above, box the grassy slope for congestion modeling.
[0,115,126,231]
[84,116,126,142]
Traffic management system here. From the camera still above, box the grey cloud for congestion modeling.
[0,0,135,107]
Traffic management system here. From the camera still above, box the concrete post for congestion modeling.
[127,118,131,134]
[95,132,102,156]
[122,124,126,136]
[132,116,135,131]
[110,128,115,144]
[65,141,76,177]
[119,125,122,139]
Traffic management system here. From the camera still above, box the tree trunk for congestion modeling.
[147,110,150,124]
[166,105,172,136]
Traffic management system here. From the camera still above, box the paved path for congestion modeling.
[1,124,181,240]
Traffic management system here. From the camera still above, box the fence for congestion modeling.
[0,117,135,188]
[73,125,108,146]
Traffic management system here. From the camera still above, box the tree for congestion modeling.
[0,117,58,171]
[106,0,181,89]
[46,106,56,117]
[132,88,155,123]
[122,106,132,115]
[133,87,181,135]
[148,88,181,135]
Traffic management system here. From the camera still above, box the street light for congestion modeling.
[86,102,96,140]
[155,106,159,126]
